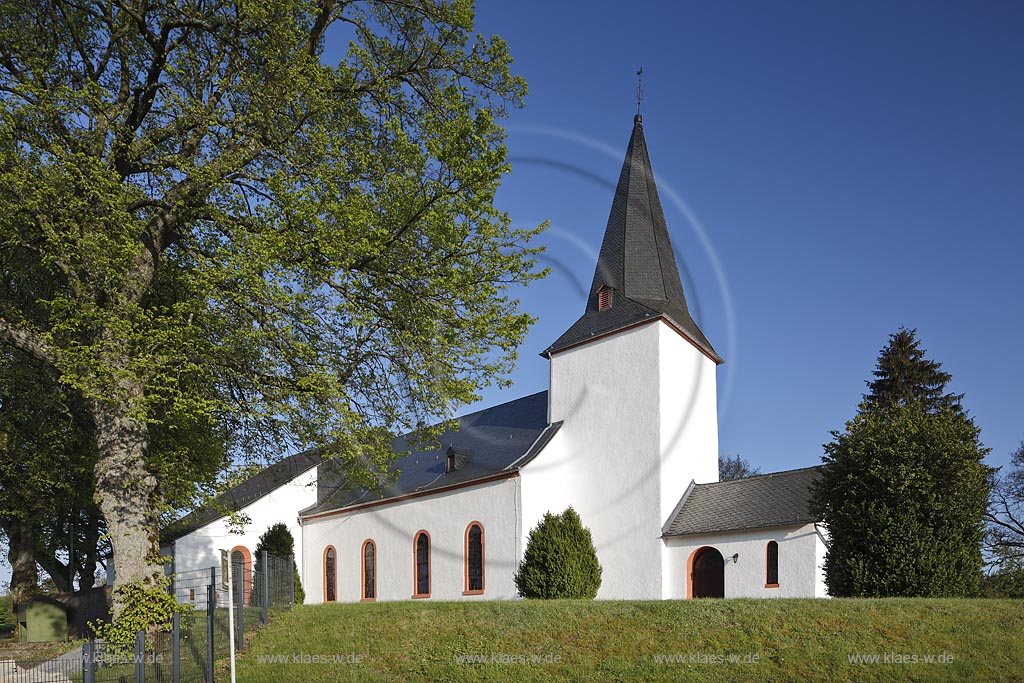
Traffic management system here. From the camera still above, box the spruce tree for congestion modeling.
[862,328,963,414]
[810,329,992,596]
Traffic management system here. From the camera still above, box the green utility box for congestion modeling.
[16,596,68,643]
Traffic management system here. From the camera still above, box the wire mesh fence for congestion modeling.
[0,651,81,682]
[6,553,294,683]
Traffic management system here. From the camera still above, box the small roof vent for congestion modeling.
[445,446,471,473]
[597,285,613,311]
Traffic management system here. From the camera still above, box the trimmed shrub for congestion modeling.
[515,506,602,599]
[253,523,305,605]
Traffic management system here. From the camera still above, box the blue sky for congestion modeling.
[2,1,1021,590]
[463,0,1024,475]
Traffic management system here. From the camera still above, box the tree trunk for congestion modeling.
[78,516,101,590]
[90,398,163,619]
[33,551,71,594]
[3,517,40,604]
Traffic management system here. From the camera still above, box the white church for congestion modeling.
[162,114,828,602]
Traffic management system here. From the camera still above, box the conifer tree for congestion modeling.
[862,328,963,415]
[515,507,602,599]
[252,523,305,605]
[811,329,992,596]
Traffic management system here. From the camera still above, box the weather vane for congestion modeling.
[636,66,643,115]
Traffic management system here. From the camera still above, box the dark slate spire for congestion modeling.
[544,116,721,363]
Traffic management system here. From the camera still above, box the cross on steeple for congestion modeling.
[636,67,643,116]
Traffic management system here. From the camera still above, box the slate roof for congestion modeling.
[161,449,323,543]
[302,391,560,517]
[663,466,823,537]
[163,391,560,537]
[544,115,721,363]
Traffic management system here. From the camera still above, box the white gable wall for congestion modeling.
[302,476,521,603]
[662,523,828,599]
[657,324,719,525]
[542,322,661,599]
[167,467,317,596]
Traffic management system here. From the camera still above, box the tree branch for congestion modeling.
[0,317,59,367]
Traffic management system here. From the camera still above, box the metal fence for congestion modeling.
[4,552,295,683]
[0,651,81,682]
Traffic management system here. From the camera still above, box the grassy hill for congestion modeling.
[233,599,1023,682]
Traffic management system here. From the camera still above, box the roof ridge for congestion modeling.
[695,464,823,487]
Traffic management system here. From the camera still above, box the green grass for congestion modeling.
[233,599,1023,682]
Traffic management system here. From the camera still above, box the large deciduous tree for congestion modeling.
[0,0,540,619]
[810,329,991,597]
[718,454,760,481]
[986,441,1024,568]
[0,346,100,603]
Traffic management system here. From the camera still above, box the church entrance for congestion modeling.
[690,547,725,598]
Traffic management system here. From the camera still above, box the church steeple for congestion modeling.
[544,116,721,363]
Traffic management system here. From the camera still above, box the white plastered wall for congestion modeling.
[657,322,720,597]
[302,476,521,603]
[663,523,827,599]
[521,319,719,600]
[814,524,829,597]
[166,467,317,600]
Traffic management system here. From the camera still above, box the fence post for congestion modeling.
[235,558,245,652]
[134,629,145,683]
[288,555,295,607]
[83,638,96,683]
[172,611,181,683]
[261,551,270,624]
[206,582,215,683]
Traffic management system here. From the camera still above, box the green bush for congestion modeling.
[809,404,991,597]
[515,506,602,599]
[253,522,305,605]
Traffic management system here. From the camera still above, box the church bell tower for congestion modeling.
[538,114,722,599]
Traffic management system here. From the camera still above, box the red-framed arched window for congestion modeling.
[230,546,252,605]
[464,522,484,595]
[413,531,430,598]
[361,539,376,602]
[323,546,337,602]
[766,541,779,588]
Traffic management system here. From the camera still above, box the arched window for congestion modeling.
[413,531,430,598]
[324,546,337,602]
[464,522,484,595]
[361,540,376,602]
[766,541,779,588]
[230,546,252,605]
